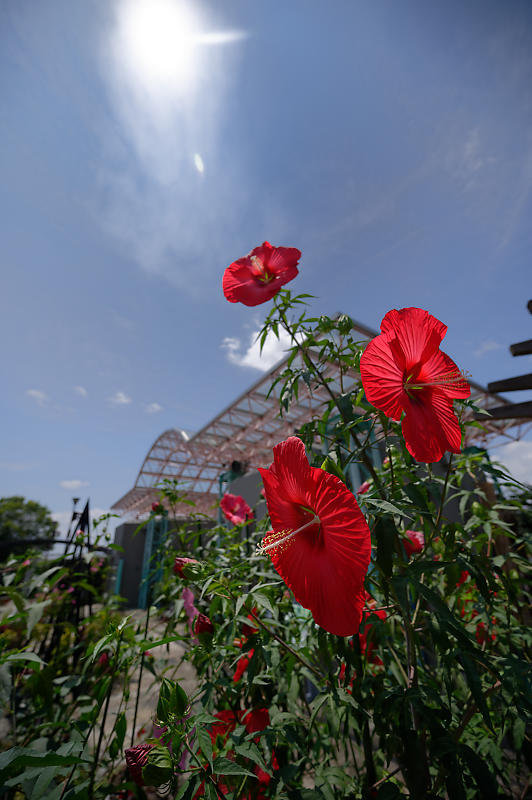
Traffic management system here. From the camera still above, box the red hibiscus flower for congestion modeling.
[258,437,371,636]
[233,649,254,683]
[402,530,425,557]
[357,480,371,495]
[220,493,254,525]
[223,241,301,306]
[173,556,198,578]
[359,307,470,462]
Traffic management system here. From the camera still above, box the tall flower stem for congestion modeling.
[130,604,152,747]
[273,300,384,496]
[433,453,454,540]
[88,631,124,798]
[225,586,325,683]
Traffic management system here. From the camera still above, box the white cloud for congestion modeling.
[60,479,90,490]
[73,385,88,397]
[222,328,296,372]
[495,440,532,486]
[474,340,502,358]
[145,402,163,414]
[193,152,204,174]
[26,388,48,405]
[108,391,132,406]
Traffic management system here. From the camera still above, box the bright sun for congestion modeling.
[117,0,201,95]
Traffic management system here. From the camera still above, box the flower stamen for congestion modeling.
[250,254,274,284]
[256,515,320,555]
[407,368,470,391]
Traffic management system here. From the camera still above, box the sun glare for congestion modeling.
[118,0,201,95]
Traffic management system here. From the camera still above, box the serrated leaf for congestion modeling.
[365,498,412,519]
[253,592,274,616]
[212,756,255,777]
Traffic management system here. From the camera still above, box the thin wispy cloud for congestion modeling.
[108,391,132,406]
[73,385,88,397]
[222,328,296,372]
[60,479,90,490]
[474,340,502,358]
[0,461,33,472]
[26,388,48,406]
[145,402,163,414]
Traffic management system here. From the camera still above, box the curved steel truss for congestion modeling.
[112,319,530,518]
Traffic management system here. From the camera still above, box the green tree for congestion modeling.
[0,495,57,559]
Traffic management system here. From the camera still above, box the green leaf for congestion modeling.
[365,498,412,519]
[459,743,498,798]
[4,651,44,668]
[114,712,126,749]
[211,756,255,777]
[457,652,492,731]
[375,518,396,579]
[513,716,525,750]
[26,601,48,637]
[253,592,274,616]
[196,725,213,771]
[320,455,346,484]
[308,693,329,732]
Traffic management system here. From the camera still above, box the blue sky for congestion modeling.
[1,0,531,533]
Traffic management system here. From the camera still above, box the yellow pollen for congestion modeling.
[256,515,320,555]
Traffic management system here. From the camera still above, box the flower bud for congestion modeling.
[194,613,214,636]
[125,743,173,787]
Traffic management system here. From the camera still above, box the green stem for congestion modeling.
[130,604,152,747]
[88,632,124,798]
[433,453,454,540]
[237,595,326,684]
[274,300,384,496]
[183,736,229,800]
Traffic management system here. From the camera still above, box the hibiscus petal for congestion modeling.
[359,334,406,420]
[222,261,280,306]
[266,246,302,276]
[261,439,371,636]
[421,349,471,399]
[380,308,447,368]
[402,390,462,462]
